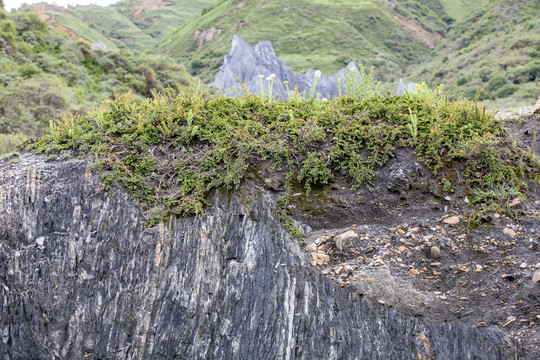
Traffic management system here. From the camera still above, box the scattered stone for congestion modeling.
[430,246,440,259]
[503,316,516,327]
[430,262,441,266]
[440,228,447,236]
[410,227,421,233]
[442,216,460,225]
[311,252,330,266]
[475,265,483,272]
[35,237,45,246]
[520,262,527,269]
[503,227,516,239]
[534,95,540,114]
[378,300,386,305]
[373,258,385,266]
[305,243,317,253]
[398,229,406,235]
[334,231,358,251]
[364,278,376,282]
[532,270,540,283]
[317,235,332,245]
[397,245,407,253]
[409,269,420,275]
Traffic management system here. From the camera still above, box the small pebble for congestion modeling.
[430,246,440,259]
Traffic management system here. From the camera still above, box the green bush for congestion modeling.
[510,60,540,83]
[457,76,470,86]
[486,74,507,93]
[191,59,204,69]
[18,63,41,78]
[494,84,519,99]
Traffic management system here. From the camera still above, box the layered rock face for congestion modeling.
[212,35,361,99]
[0,156,519,359]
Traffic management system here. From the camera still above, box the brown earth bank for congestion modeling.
[270,114,539,358]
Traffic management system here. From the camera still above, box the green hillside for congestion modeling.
[155,0,459,83]
[410,0,540,107]
[28,0,215,51]
[0,7,194,153]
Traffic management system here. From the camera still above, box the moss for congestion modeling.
[22,85,540,234]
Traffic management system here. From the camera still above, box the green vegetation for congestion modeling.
[27,0,215,51]
[155,0,452,83]
[23,79,540,238]
[0,7,194,153]
[19,1,537,109]
[411,0,540,107]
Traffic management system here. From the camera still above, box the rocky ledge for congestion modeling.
[0,150,536,359]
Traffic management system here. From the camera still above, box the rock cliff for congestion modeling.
[0,155,521,359]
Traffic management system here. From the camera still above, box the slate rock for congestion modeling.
[0,155,519,359]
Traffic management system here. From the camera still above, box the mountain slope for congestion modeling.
[0,7,194,152]
[28,0,215,51]
[410,0,540,106]
[154,0,460,83]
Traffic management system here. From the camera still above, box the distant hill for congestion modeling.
[154,0,469,83]
[409,0,540,106]
[27,0,215,51]
[0,6,194,152]
[15,0,540,107]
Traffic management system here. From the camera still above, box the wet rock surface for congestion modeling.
[0,154,526,359]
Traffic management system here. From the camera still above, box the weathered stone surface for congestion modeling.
[533,270,540,283]
[334,231,358,251]
[443,216,460,225]
[311,252,330,266]
[503,227,516,238]
[305,243,318,253]
[0,155,519,359]
[430,246,440,259]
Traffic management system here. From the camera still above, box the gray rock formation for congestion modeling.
[396,78,417,95]
[0,155,519,359]
[212,35,360,99]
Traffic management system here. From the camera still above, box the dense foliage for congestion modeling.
[24,84,540,238]
[412,0,540,106]
[0,8,194,152]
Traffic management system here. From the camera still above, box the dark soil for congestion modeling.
[281,114,540,358]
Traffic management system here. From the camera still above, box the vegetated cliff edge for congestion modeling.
[0,155,519,359]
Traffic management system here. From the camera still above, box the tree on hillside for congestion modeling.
[0,1,4,9]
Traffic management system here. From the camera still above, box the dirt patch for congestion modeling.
[128,0,172,23]
[289,115,540,358]
[393,15,442,49]
[192,27,223,50]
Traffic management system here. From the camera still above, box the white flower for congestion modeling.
[314,70,321,78]
[259,74,264,79]
[266,74,276,81]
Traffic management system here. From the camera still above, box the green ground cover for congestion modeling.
[23,80,540,238]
